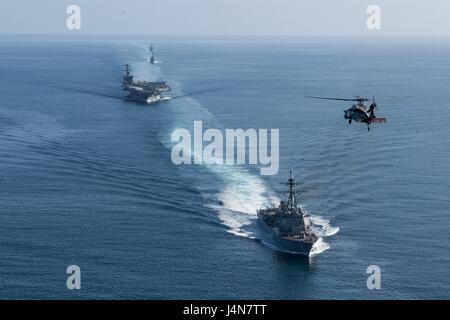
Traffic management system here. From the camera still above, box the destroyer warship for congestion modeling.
[257,171,318,255]
[122,64,171,104]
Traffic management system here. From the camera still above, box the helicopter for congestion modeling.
[306,96,387,131]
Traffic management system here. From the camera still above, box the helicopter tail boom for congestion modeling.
[368,118,387,123]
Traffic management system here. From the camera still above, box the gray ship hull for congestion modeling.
[258,218,315,256]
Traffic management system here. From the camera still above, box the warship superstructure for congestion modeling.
[147,45,155,64]
[122,64,171,104]
[257,171,318,255]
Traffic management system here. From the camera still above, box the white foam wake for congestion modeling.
[307,214,339,255]
[209,166,279,239]
[310,238,330,256]
[311,216,340,238]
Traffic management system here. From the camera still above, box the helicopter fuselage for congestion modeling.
[344,103,386,130]
[344,104,373,123]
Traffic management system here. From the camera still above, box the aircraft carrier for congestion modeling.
[122,64,171,104]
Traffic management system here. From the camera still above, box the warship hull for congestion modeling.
[257,216,315,256]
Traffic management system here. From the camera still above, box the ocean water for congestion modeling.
[0,36,449,299]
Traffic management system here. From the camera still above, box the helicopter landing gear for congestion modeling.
[348,118,352,124]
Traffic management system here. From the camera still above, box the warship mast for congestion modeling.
[287,170,297,211]
[149,45,155,64]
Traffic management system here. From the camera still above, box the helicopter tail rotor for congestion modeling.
[368,96,377,117]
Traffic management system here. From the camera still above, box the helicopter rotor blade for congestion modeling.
[171,83,244,100]
[306,96,369,102]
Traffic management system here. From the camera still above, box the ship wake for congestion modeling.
[212,172,339,256]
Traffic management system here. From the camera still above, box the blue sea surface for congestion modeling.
[0,36,449,299]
